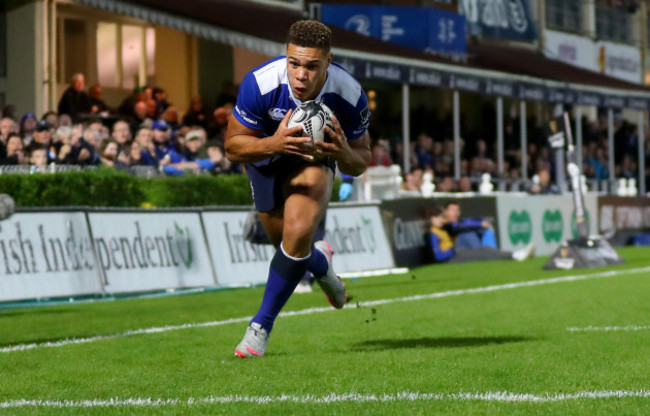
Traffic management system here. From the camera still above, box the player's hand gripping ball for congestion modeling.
[287,100,335,146]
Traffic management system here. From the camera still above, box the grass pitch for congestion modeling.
[0,247,649,415]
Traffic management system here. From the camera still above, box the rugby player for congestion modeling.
[225,20,371,358]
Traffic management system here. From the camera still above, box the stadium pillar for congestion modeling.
[555,140,566,193]
[453,90,461,180]
[576,106,583,175]
[520,100,527,180]
[608,108,615,183]
[402,83,411,175]
[638,110,646,195]
[497,97,504,176]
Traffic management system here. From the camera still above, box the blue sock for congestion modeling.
[252,244,310,333]
[307,246,328,277]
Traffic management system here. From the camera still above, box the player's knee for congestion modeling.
[283,215,315,239]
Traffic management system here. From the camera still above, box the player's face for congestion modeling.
[286,43,331,101]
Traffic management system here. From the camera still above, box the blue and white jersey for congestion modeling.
[233,56,370,144]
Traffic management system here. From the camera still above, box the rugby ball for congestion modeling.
[287,101,334,145]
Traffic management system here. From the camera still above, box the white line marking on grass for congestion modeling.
[2,390,650,408]
[568,325,650,332]
[3,266,649,354]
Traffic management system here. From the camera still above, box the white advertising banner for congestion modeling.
[324,205,395,273]
[202,211,276,286]
[496,193,598,256]
[202,205,395,286]
[596,40,642,84]
[0,212,101,302]
[544,29,597,73]
[544,30,641,84]
[88,212,215,293]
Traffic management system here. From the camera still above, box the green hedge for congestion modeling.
[0,169,342,207]
[140,173,253,207]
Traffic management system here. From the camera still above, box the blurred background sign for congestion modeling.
[459,0,537,42]
[320,4,467,55]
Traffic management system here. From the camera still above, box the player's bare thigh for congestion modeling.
[257,164,332,256]
[282,164,332,256]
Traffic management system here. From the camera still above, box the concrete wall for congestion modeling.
[198,38,233,110]
[5,0,45,117]
[233,47,271,85]
[154,26,196,116]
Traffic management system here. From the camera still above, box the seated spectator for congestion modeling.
[157,130,204,176]
[99,139,119,168]
[0,133,26,165]
[202,140,237,174]
[20,113,38,143]
[117,86,146,118]
[42,111,59,130]
[167,130,198,164]
[132,101,150,128]
[58,73,92,121]
[111,120,132,150]
[414,133,434,169]
[618,154,636,179]
[0,117,17,145]
[401,167,423,193]
[428,204,534,263]
[369,142,392,167]
[161,105,180,131]
[28,120,57,162]
[153,86,170,115]
[442,200,496,249]
[186,127,207,149]
[134,126,156,165]
[163,139,235,176]
[124,142,149,167]
[436,176,456,192]
[209,106,229,139]
[54,126,74,164]
[151,119,175,162]
[474,139,491,161]
[89,84,111,115]
[59,113,73,127]
[160,132,201,176]
[145,99,158,120]
[28,144,49,173]
[182,97,210,128]
[69,126,100,165]
[528,169,560,195]
[458,176,473,192]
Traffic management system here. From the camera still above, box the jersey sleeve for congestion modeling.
[233,71,266,131]
[344,90,371,140]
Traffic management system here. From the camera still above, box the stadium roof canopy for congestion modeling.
[72,0,650,109]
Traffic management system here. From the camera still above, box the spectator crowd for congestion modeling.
[1,72,649,193]
[367,110,650,194]
[0,73,238,177]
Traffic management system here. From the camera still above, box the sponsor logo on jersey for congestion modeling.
[267,107,287,121]
[235,105,258,126]
[360,106,371,129]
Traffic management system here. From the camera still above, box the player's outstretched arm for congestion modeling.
[225,110,314,163]
[316,114,371,176]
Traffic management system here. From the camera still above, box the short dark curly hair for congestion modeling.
[287,20,332,53]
